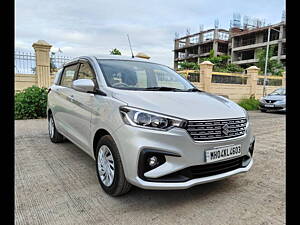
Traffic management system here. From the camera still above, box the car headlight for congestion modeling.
[259,97,266,103]
[119,106,187,130]
[276,100,285,104]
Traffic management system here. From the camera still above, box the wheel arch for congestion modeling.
[93,129,111,158]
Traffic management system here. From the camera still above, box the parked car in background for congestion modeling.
[259,88,286,112]
[47,55,255,196]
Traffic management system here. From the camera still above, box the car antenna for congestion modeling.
[127,34,134,58]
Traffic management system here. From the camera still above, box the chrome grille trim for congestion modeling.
[186,117,247,141]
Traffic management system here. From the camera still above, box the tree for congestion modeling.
[256,46,285,76]
[200,50,243,73]
[110,48,122,55]
[178,62,199,70]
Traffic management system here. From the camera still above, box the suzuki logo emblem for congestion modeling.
[222,124,229,135]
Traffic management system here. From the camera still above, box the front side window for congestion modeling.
[60,64,78,87]
[77,63,94,80]
[97,59,194,91]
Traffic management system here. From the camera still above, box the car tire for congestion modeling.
[95,135,132,196]
[260,109,267,112]
[48,114,64,143]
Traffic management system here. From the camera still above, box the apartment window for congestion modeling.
[236,50,254,61]
[218,43,228,53]
[263,29,280,42]
[218,32,229,41]
[203,31,214,41]
[190,36,199,44]
[241,34,256,46]
[200,43,213,54]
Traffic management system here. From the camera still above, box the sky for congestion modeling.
[15,0,285,67]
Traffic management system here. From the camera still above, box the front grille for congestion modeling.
[186,118,247,141]
[265,100,277,103]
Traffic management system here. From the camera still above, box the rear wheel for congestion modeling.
[95,135,131,196]
[48,114,64,143]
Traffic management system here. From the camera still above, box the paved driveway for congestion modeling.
[15,111,285,225]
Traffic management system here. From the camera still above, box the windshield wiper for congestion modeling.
[143,87,184,91]
[186,88,202,92]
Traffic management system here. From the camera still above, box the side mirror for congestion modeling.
[72,79,95,93]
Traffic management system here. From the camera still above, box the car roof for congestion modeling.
[63,54,166,68]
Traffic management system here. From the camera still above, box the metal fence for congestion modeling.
[257,76,283,86]
[50,53,73,71]
[14,51,36,74]
[15,51,73,74]
[212,73,248,84]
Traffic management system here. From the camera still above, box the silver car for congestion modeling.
[47,55,255,196]
[259,88,286,112]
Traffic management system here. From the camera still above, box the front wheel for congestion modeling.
[48,114,64,143]
[95,135,132,196]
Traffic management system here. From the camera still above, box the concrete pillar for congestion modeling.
[282,71,286,87]
[199,33,204,43]
[32,40,52,88]
[277,25,284,62]
[213,41,218,56]
[199,61,214,92]
[230,37,235,61]
[174,40,179,49]
[213,29,219,56]
[186,37,190,47]
[246,66,260,98]
[185,49,188,58]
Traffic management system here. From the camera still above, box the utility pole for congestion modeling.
[263,27,281,96]
[263,27,270,97]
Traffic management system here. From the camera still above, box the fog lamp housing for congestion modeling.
[138,149,181,181]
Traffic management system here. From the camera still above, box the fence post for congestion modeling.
[246,66,259,98]
[282,71,286,87]
[32,40,52,88]
[199,61,214,92]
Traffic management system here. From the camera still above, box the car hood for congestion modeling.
[112,90,246,120]
[264,95,285,101]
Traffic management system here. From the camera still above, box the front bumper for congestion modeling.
[259,102,286,112]
[113,123,254,190]
[134,159,253,190]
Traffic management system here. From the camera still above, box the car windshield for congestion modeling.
[97,59,195,91]
[269,88,286,96]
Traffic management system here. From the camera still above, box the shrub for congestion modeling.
[238,96,260,111]
[15,86,48,120]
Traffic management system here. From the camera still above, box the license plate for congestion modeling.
[265,104,274,107]
[205,144,241,163]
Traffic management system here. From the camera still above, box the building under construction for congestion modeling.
[229,21,286,68]
[174,28,229,69]
[173,13,286,70]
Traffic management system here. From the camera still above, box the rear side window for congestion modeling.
[60,64,78,87]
